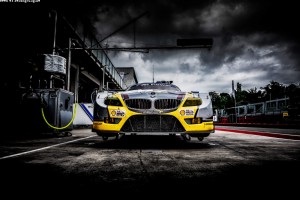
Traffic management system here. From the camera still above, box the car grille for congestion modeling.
[125,99,181,110]
[121,115,185,132]
[154,99,181,109]
[125,99,152,109]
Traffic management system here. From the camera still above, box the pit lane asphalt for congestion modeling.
[1,127,300,198]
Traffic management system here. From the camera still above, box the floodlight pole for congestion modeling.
[66,37,72,91]
[51,10,58,55]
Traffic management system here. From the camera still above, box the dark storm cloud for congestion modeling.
[51,0,300,91]
[179,63,194,73]
[81,1,300,50]
[53,0,300,45]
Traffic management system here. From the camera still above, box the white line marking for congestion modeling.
[0,135,97,160]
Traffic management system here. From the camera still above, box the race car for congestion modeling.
[92,81,215,141]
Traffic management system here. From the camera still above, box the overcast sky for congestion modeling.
[25,0,300,93]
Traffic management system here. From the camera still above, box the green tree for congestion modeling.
[261,80,285,101]
[209,92,234,110]
[210,80,298,112]
[235,82,248,105]
[247,87,264,103]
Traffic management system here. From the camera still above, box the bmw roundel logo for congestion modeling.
[150,92,156,98]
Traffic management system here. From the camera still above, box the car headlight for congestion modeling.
[104,96,123,106]
[183,97,202,107]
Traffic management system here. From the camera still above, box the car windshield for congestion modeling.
[127,83,181,91]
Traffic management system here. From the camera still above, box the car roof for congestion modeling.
[126,82,181,91]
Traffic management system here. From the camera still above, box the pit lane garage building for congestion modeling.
[1,4,137,134]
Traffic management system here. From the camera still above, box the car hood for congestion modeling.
[120,89,186,99]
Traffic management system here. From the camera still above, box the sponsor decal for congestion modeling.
[180,110,185,116]
[111,110,125,117]
[179,109,194,116]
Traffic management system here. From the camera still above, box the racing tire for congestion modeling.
[102,136,108,141]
